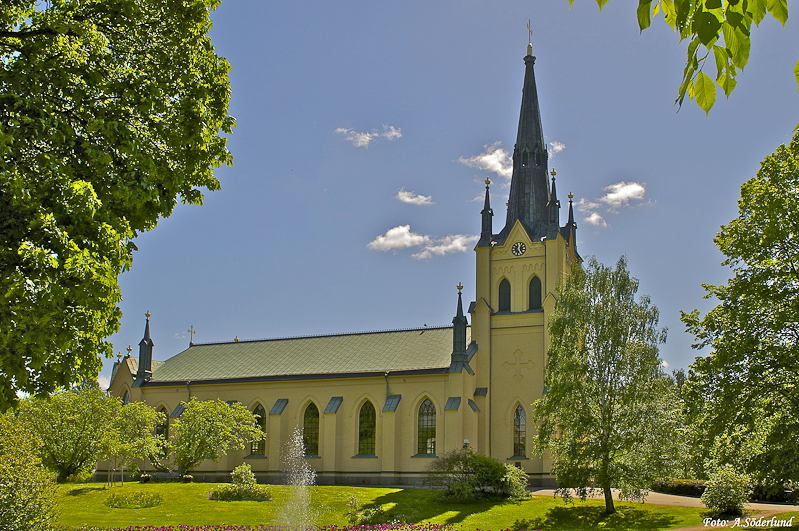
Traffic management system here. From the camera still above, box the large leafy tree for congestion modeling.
[534,256,676,514]
[682,132,799,485]
[0,0,234,410]
[170,398,264,475]
[577,0,793,117]
[18,386,121,482]
[0,414,58,531]
[102,401,165,486]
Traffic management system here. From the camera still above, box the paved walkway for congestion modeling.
[529,489,797,530]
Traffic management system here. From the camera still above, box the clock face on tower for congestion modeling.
[511,242,526,256]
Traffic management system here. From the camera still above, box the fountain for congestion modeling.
[278,427,317,530]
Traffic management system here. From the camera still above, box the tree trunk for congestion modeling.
[604,486,615,514]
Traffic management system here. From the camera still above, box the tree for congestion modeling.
[533,256,676,514]
[0,0,234,411]
[102,401,165,486]
[681,131,799,486]
[577,0,793,117]
[0,414,58,531]
[18,386,120,482]
[169,397,264,475]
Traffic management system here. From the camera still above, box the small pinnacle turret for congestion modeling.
[134,311,154,385]
[478,179,493,246]
[450,283,472,373]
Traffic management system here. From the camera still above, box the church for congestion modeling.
[108,42,580,487]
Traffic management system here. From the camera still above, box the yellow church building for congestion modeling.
[108,43,580,487]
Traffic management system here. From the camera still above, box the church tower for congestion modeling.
[469,41,579,487]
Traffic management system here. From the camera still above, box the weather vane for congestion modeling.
[527,19,532,44]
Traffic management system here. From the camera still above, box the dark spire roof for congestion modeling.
[478,179,494,247]
[450,283,472,374]
[135,312,154,385]
[499,47,549,242]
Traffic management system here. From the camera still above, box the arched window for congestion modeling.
[156,406,169,457]
[417,399,436,455]
[358,401,376,455]
[303,402,319,457]
[529,276,542,310]
[251,404,266,455]
[122,391,130,405]
[521,150,529,167]
[513,405,526,457]
[499,279,511,312]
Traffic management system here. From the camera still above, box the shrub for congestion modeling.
[425,448,528,502]
[104,490,163,508]
[231,463,257,487]
[0,415,58,531]
[701,464,751,516]
[651,477,706,497]
[181,474,194,483]
[209,483,273,501]
[502,463,531,500]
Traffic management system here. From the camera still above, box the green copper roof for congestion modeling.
[148,326,469,383]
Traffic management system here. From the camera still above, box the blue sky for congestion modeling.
[100,0,799,387]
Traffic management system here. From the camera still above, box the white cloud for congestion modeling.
[583,212,607,227]
[548,141,565,158]
[368,226,477,259]
[381,125,402,140]
[599,181,646,210]
[575,198,601,212]
[459,142,513,180]
[412,234,479,260]
[661,360,670,369]
[335,124,402,148]
[396,188,434,206]
[98,374,110,390]
[367,225,430,252]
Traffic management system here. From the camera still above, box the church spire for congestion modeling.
[567,191,577,254]
[478,178,493,247]
[449,283,472,374]
[500,41,549,242]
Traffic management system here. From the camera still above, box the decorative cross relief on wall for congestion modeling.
[502,349,535,381]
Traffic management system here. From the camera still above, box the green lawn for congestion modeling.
[56,482,714,530]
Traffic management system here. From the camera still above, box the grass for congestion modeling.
[57,482,713,530]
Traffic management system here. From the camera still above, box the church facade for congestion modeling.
[108,44,580,487]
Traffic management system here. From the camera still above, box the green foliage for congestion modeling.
[534,256,677,514]
[169,398,264,475]
[651,477,707,497]
[681,131,799,485]
[102,401,165,486]
[424,448,525,502]
[502,464,532,501]
[208,483,273,502]
[700,464,751,516]
[19,386,120,482]
[104,490,163,509]
[0,414,58,531]
[577,0,792,118]
[231,463,257,487]
[0,0,234,410]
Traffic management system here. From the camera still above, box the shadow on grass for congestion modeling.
[516,505,681,531]
[353,488,514,525]
[65,486,107,496]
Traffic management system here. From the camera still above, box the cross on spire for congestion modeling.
[188,325,197,345]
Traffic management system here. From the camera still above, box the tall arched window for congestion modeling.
[358,401,376,455]
[499,279,511,312]
[156,406,169,457]
[513,405,526,457]
[252,404,266,455]
[303,402,319,456]
[529,276,542,310]
[417,399,436,455]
